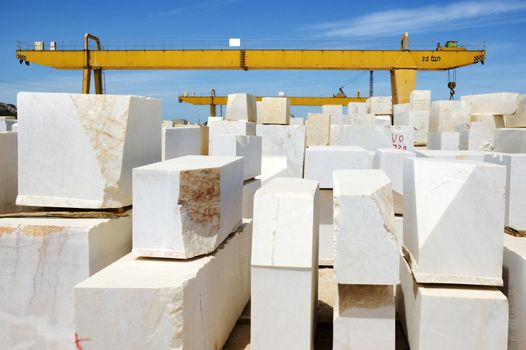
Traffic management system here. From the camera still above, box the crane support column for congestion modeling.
[82,68,91,94]
[390,68,417,104]
[210,103,216,117]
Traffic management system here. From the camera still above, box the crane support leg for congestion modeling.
[390,69,416,104]
[82,68,91,94]
[93,69,103,94]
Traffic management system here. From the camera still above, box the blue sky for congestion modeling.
[1,0,526,122]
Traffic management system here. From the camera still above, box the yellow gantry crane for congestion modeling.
[16,33,485,104]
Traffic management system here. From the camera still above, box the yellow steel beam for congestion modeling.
[16,49,485,71]
[178,95,367,106]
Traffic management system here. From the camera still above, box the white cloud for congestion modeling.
[309,1,526,38]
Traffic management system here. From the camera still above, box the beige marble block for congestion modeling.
[260,97,290,125]
[226,93,257,122]
[306,113,331,146]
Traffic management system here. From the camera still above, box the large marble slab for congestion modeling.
[162,126,202,160]
[334,285,395,350]
[394,110,429,144]
[258,155,288,185]
[504,94,526,127]
[404,157,506,285]
[348,102,367,114]
[367,96,392,115]
[398,256,508,350]
[457,121,494,151]
[429,100,470,132]
[304,146,369,189]
[494,128,526,153]
[133,156,243,259]
[415,149,488,161]
[208,120,256,153]
[260,97,290,125]
[330,125,392,150]
[210,135,262,180]
[0,216,131,349]
[0,132,18,213]
[306,113,330,146]
[461,92,519,115]
[75,221,252,350]
[322,104,343,118]
[502,234,526,350]
[409,90,431,111]
[225,93,257,122]
[16,92,162,209]
[333,170,399,285]
[427,132,460,150]
[391,125,414,151]
[256,124,306,177]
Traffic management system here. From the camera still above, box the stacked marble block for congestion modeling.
[398,157,509,349]
[393,90,431,146]
[251,178,319,349]
[0,130,18,213]
[162,125,209,160]
[303,146,369,265]
[0,92,162,349]
[333,170,399,350]
[75,155,251,348]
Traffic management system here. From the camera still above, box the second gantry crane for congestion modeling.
[16,33,485,104]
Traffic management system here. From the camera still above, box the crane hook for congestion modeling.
[448,81,456,100]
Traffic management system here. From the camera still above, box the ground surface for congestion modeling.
[223,267,410,349]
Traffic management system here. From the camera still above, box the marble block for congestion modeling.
[304,146,369,189]
[349,113,375,125]
[333,170,399,285]
[398,256,508,350]
[162,126,201,161]
[461,92,519,115]
[373,148,416,215]
[133,155,243,259]
[391,125,414,151]
[471,113,505,130]
[208,116,223,123]
[457,121,494,151]
[252,177,319,268]
[394,110,429,145]
[75,222,252,350]
[334,285,395,350]
[429,100,470,132]
[260,97,290,125]
[393,103,410,120]
[319,189,334,265]
[210,135,262,180]
[290,117,305,125]
[394,216,403,250]
[251,178,318,349]
[322,104,343,117]
[427,132,460,150]
[331,114,351,125]
[161,120,174,128]
[375,115,391,126]
[502,234,526,350]
[208,120,256,153]
[504,94,526,128]
[348,102,367,114]
[367,96,392,115]
[256,101,263,123]
[410,90,431,111]
[484,153,526,230]
[225,93,257,122]
[494,128,526,153]
[16,92,162,209]
[306,113,331,146]
[330,125,392,150]
[415,149,488,161]
[257,124,306,178]
[0,132,18,214]
[0,216,131,350]
[258,155,288,185]
[243,178,261,219]
[199,125,209,155]
[403,157,506,285]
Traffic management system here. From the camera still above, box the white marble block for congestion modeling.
[393,103,410,120]
[257,124,306,178]
[391,125,414,151]
[349,113,375,125]
[502,234,526,350]
[429,100,470,132]
[373,148,416,214]
[334,285,395,350]
[410,90,431,111]
[394,110,429,144]
[374,115,391,126]
[504,94,526,128]
[251,178,319,350]
[290,117,305,125]
[367,96,392,115]
[162,126,201,161]
[208,120,256,153]
[0,132,18,214]
[0,216,131,349]
[484,153,526,230]
[208,116,223,123]
[331,114,351,125]
[415,149,488,161]
[225,93,257,122]
[457,121,494,151]
[306,113,331,146]
[322,104,344,117]
[258,155,288,185]
[330,125,392,150]
[471,113,505,130]
[398,256,508,350]
[260,97,290,125]
[75,222,252,350]
[461,92,519,115]
[348,102,367,114]
[243,178,261,219]
[304,146,369,189]
[333,170,399,285]
[133,155,243,259]
[319,189,334,265]
[210,135,262,180]
[427,132,460,150]
[494,128,526,153]
[403,157,506,285]
[16,92,161,209]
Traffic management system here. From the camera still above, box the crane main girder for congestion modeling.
[178,95,366,106]
[16,49,484,71]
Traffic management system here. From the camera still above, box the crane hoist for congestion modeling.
[16,33,485,104]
